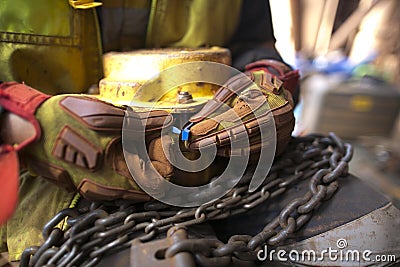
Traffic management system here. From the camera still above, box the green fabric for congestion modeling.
[0,0,103,95]
[0,172,75,261]
[146,0,242,47]
[25,95,139,191]
[0,225,6,253]
[1,0,242,95]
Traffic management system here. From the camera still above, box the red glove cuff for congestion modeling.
[0,144,19,224]
[0,82,50,150]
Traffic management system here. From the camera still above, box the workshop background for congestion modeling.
[271,0,400,207]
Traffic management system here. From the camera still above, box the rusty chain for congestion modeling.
[20,132,353,267]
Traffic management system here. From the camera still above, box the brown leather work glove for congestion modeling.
[181,59,297,159]
[0,82,173,202]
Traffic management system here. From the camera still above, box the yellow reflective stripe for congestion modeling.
[267,93,287,110]
[69,0,102,9]
[58,193,81,231]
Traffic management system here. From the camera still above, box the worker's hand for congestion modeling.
[0,82,173,203]
[182,60,296,160]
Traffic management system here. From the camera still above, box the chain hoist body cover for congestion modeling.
[301,75,400,138]
[99,47,231,107]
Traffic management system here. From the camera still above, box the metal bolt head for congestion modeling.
[177,91,194,104]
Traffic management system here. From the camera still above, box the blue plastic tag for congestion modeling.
[171,126,181,134]
[181,123,194,141]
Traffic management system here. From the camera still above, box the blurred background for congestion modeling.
[270,0,400,205]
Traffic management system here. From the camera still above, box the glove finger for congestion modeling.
[188,89,274,149]
[191,89,266,136]
[148,136,174,178]
[59,96,125,132]
[60,96,173,134]
[189,73,253,123]
[151,161,174,178]
[216,107,295,158]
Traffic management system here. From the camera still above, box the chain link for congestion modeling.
[20,133,353,267]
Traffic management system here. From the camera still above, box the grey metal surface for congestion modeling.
[211,174,390,244]
[276,203,400,266]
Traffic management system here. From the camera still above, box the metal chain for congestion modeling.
[20,133,353,267]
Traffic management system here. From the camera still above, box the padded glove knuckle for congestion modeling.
[184,63,297,159]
